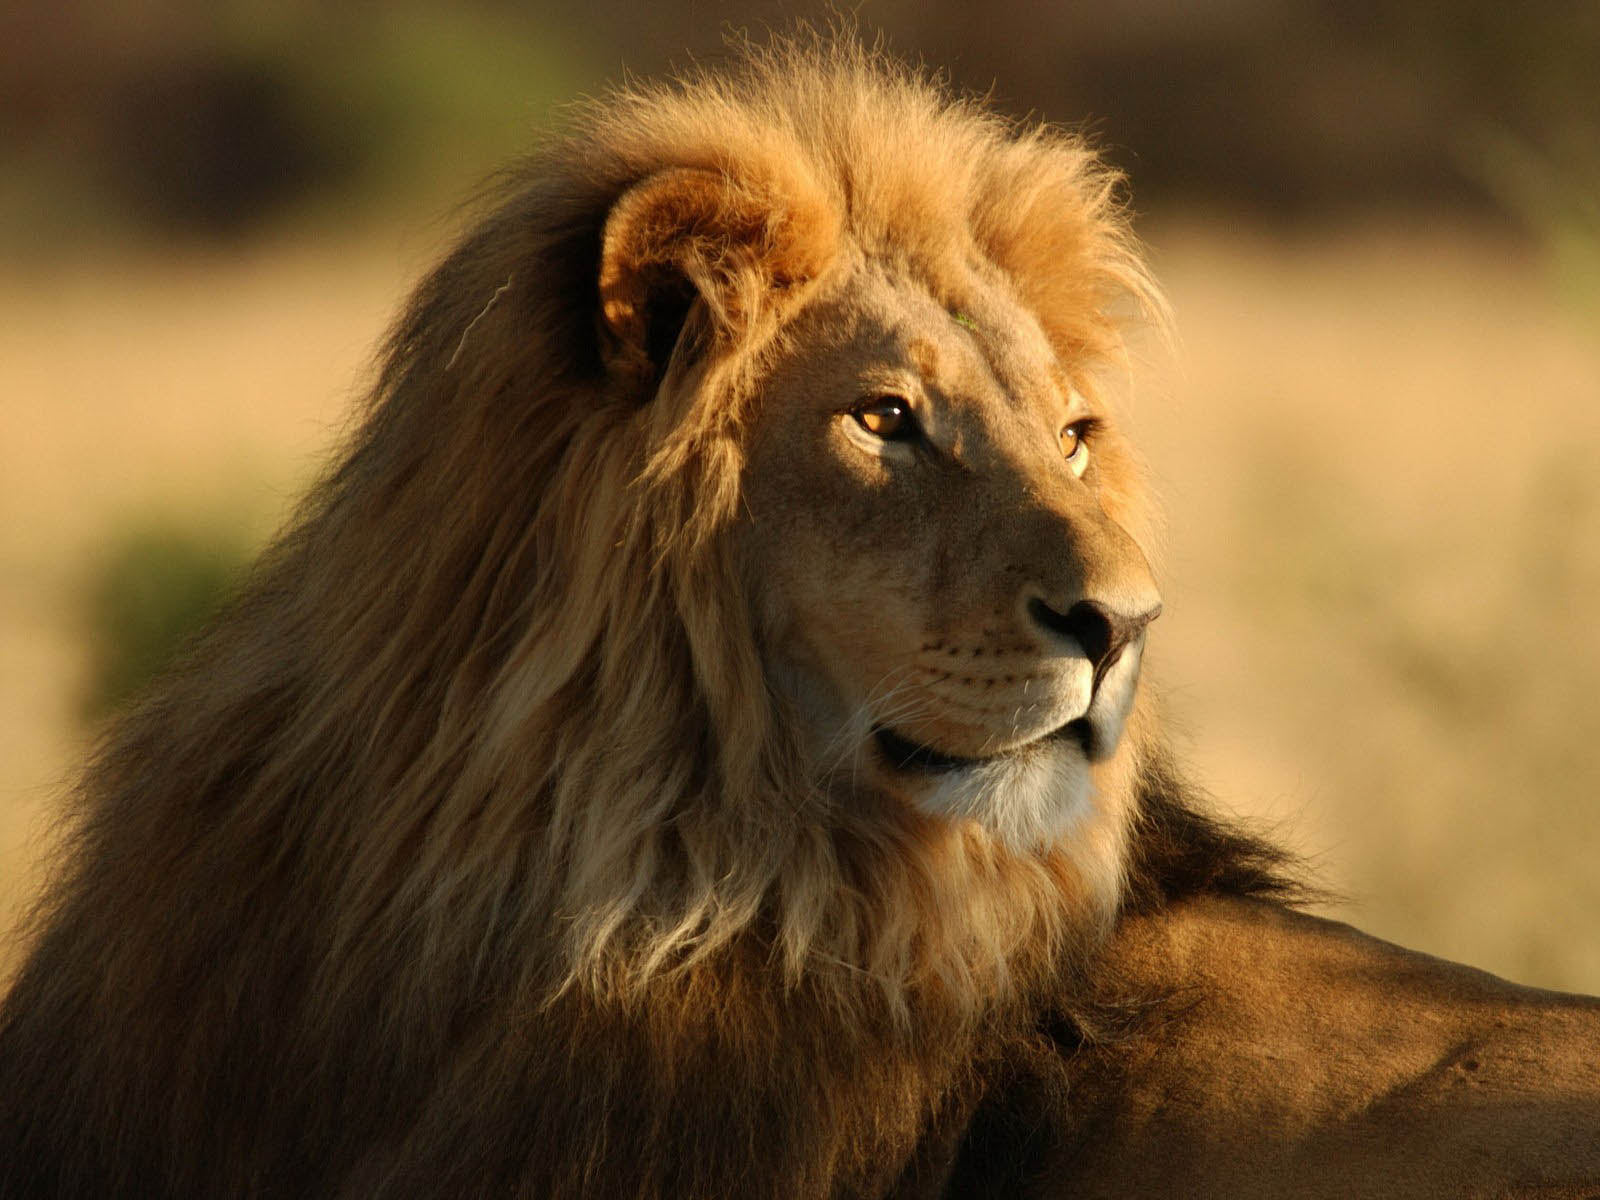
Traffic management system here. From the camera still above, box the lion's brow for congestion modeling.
[906,335,941,382]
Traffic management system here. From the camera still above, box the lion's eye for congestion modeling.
[853,397,916,441]
[1060,421,1091,476]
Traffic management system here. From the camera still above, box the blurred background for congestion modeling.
[3,0,1597,991]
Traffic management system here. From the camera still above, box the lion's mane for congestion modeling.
[0,38,1293,1199]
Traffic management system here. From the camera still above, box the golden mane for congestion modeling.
[301,39,1163,1012]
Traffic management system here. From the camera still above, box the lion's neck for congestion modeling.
[516,947,1032,1199]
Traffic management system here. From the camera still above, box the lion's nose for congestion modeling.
[1026,596,1162,679]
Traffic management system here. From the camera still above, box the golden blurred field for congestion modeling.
[3,219,1598,992]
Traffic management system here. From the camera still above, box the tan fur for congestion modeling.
[0,37,1300,1199]
[994,895,1600,1198]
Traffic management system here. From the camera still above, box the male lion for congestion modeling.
[2,38,1598,1200]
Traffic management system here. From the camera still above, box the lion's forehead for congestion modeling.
[793,257,1071,439]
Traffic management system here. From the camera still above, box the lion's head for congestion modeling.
[455,41,1171,1008]
[297,42,1168,1005]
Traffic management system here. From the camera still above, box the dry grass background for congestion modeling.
[3,219,1597,992]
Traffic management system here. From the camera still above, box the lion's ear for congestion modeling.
[597,168,824,383]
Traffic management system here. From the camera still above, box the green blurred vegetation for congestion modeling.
[1468,133,1600,327]
[2,1,595,244]
[82,520,255,717]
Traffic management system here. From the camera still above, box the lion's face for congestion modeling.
[741,256,1160,851]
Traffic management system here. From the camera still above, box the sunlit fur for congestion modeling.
[0,37,1292,1199]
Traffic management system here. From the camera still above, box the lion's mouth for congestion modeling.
[873,719,1094,774]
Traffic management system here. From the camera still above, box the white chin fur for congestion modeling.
[913,739,1095,852]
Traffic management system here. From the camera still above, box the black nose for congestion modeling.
[1027,597,1161,678]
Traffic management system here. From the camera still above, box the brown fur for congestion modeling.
[0,38,1292,1198]
[943,894,1600,1198]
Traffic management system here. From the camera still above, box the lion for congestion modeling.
[2,36,1598,1200]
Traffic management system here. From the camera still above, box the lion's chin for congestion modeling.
[921,742,1094,857]
[893,734,1098,852]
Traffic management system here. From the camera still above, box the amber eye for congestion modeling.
[1060,421,1091,475]
[853,397,915,440]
